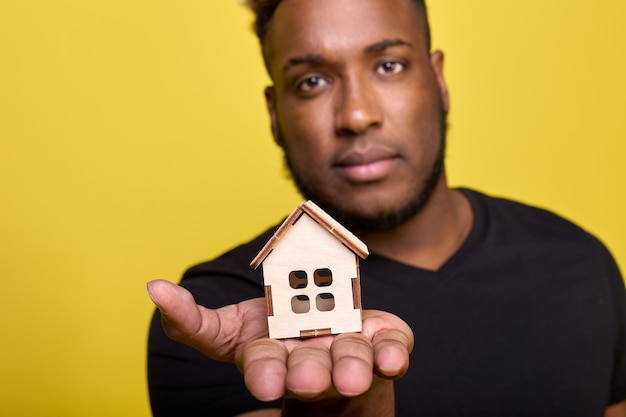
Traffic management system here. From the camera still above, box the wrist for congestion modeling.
[281,379,394,417]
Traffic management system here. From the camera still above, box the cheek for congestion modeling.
[389,78,442,122]
[387,80,437,117]
[384,90,443,162]
[278,103,334,160]
[386,99,435,142]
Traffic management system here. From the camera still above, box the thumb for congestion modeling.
[147,279,222,356]
[147,280,268,364]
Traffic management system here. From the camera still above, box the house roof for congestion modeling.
[250,200,369,269]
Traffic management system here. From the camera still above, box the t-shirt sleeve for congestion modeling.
[608,254,626,404]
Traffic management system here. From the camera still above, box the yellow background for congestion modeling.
[0,0,624,415]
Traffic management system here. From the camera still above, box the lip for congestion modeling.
[335,147,398,182]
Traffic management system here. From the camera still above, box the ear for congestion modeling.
[264,86,283,147]
[430,50,450,113]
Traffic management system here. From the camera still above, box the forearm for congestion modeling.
[281,379,395,417]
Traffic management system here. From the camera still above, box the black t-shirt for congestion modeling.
[148,189,626,416]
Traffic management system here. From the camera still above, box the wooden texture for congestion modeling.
[300,200,369,259]
[251,201,369,339]
[264,285,274,317]
[250,200,368,270]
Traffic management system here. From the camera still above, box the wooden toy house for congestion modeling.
[250,200,369,339]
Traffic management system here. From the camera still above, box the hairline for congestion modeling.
[246,0,432,77]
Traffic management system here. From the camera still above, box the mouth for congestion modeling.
[334,147,399,183]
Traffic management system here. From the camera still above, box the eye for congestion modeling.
[376,60,405,76]
[296,75,328,92]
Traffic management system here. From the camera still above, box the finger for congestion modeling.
[361,311,414,379]
[330,333,374,396]
[284,337,333,399]
[240,338,289,401]
[371,328,412,378]
[147,279,268,362]
[147,279,205,341]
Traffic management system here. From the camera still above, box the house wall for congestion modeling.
[263,215,362,339]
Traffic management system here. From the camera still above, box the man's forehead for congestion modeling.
[265,0,425,70]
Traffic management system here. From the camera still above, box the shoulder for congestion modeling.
[461,188,621,274]
[178,226,280,308]
[184,226,278,279]
[463,188,599,244]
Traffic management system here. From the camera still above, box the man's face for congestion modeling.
[264,0,449,231]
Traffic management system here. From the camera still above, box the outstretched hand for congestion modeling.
[147,279,413,409]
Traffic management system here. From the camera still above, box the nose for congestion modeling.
[333,74,382,137]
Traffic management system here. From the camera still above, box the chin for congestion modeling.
[303,189,425,233]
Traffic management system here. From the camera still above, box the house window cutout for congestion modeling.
[314,268,333,287]
[316,293,335,311]
[291,295,310,313]
[289,270,308,289]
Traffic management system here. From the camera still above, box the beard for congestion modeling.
[278,109,448,233]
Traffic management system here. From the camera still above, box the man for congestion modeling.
[147,0,626,415]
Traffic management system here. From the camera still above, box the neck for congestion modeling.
[358,176,473,271]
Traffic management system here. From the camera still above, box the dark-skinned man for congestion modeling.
[147,0,626,415]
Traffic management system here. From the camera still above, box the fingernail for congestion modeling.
[147,281,165,314]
